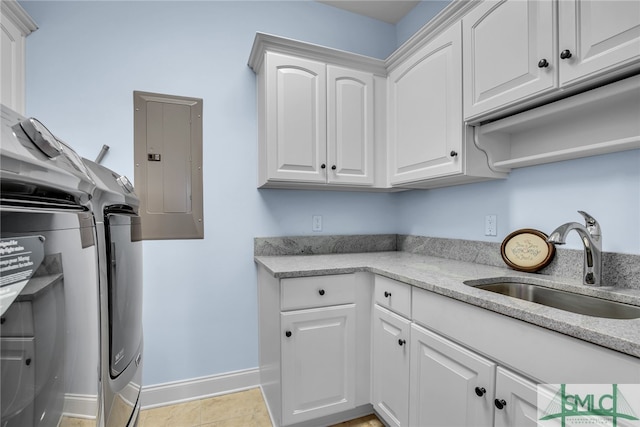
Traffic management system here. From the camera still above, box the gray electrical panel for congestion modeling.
[133,91,203,239]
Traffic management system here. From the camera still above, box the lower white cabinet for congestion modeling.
[409,323,539,427]
[493,367,539,427]
[257,269,371,426]
[409,323,495,427]
[372,305,410,427]
[259,269,640,427]
[371,275,543,427]
[281,304,357,425]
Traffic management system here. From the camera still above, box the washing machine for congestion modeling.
[2,103,145,427]
[83,158,143,427]
[0,104,102,426]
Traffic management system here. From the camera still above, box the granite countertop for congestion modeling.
[255,251,640,358]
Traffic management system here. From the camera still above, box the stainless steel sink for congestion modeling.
[467,281,640,319]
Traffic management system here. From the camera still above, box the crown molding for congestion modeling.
[248,32,387,76]
[385,0,478,71]
[1,0,38,35]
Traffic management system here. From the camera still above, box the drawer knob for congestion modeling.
[494,399,507,410]
[398,339,406,346]
[384,291,392,298]
[560,49,572,59]
[318,289,325,296]
[285,331,292,338]
[475,387,486,397]
[538,58,549,68]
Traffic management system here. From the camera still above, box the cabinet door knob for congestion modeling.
[450,150,458,157]
[560,49,572,59]
[318,289,325,296]
[25,358,32,366]
[285,331,292,338]
[331,165,337,170]
[321,164,326,169]
[398,339,406,346]
[475,387,486,397]
[538,58,549,68]
[384,291,391,298]
[494,399,507,410]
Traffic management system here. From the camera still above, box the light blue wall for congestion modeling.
[21,0,397,386]
[396,0,451,45]
[396,150,640,254]
[20,0,640,390]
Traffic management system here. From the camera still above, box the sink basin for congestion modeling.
[467,281,640,319]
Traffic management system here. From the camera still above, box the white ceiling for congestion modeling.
[316,0,421,24]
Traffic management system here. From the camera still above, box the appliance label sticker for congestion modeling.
[0,236,45,315]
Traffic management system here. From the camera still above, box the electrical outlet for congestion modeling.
[485,215,497,236]
[312,215,322,232]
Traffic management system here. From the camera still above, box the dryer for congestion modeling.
[83,159,143,427]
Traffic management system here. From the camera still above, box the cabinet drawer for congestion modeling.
[281,274,355,311]
[374,275,411,318]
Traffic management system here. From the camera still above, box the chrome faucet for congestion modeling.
[547,211,602,285]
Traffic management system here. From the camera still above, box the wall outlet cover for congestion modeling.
[485,214,497,236]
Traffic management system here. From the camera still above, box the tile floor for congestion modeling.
[138,388,384,427]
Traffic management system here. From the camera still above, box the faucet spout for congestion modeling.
[548,211,602,286]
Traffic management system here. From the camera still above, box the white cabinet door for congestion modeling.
[558,0,640,86]
[463,0,555,120]
[281,304,356,425]
[327,65,375,186]
[265,52,327,183]
[1,1,36,115]
[388,22,463,185]
[493,367,539,427]
[409,324,495,427]
[372,305,410,427]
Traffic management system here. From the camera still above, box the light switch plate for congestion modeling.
[312,215,322,232]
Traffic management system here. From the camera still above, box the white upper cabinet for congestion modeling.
[464,0,640,122]
[558,0,640,86]
[263,53,328,184]
[249,0,640,190]
[327,65,375,185]
[0,0,37,114]
[387,23,463,185]
[463,0,555,120]
[249,34,385,189]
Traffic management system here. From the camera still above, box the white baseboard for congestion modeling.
[140,368,260,410]
[63,393,98,420]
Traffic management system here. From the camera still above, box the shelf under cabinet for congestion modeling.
[476,74,640,172]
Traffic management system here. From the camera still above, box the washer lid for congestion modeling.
[1,104,95,207]
[19,117,64,159]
